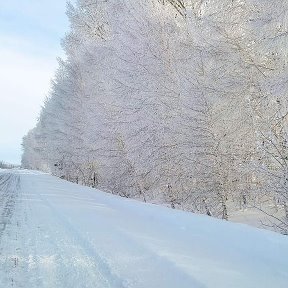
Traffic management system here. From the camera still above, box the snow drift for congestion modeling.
[0,169,287,288]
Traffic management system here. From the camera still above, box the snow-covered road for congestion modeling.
[0,169,288,288]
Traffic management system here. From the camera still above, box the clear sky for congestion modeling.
[0,0,71,165]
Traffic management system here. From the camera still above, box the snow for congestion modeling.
[0,169,288,288]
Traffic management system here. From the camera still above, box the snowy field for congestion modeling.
[0,169,287,288]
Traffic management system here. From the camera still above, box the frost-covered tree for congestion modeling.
[21,0,288,229]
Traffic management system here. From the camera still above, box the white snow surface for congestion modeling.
[0,169,287,288]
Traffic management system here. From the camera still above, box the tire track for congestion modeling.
[0,173,20,242]
[0,171,22,287]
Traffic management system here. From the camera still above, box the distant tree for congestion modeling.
[0,161,19,169]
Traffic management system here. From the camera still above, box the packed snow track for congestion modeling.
[0,169,287,288]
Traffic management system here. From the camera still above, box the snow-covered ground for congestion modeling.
[229,202,285,231]
[0,169,287,288]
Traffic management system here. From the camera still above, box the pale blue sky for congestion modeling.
[0,0,72,164]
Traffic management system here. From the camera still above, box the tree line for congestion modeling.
[22,0,288,233]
